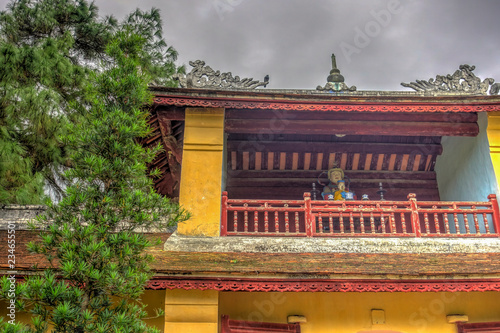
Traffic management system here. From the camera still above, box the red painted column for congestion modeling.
[221,191,228,236]
[304,192,313,237]
[488,194,500,236]
[408,193,421,237]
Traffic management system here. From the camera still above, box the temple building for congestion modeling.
[3,55,500,332]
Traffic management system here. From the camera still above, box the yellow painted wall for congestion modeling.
[178,108,225,237]
[143,289,166,332]
[165,289,219,333]
[219,291,500,333]
[487,112,500,192]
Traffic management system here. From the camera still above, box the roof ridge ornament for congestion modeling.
[401,64,499,95]
[316,54,357,92]
[173,60,269,89]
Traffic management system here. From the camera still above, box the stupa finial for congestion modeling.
[317,53,356,92]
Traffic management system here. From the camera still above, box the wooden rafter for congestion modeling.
[227,141,443,155]
[142,107,185,200]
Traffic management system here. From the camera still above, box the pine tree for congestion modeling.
[0,23,188,333]
[0,1,189,332]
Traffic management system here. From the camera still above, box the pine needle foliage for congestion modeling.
[0,0,183,203]
[0,0,114,204]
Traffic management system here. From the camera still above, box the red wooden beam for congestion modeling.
[225,119,479,137]
[156,107,185,120]
[226,109,478,123]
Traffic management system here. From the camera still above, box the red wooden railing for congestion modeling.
[221,192,500,238]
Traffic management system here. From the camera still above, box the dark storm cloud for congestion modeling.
[2,0,499,91]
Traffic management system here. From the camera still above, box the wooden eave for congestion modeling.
[151,87,500,114]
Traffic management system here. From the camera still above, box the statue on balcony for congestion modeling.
[321,167,344,200]
[321,167,356,200]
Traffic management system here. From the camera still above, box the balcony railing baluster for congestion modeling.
[401,212,407,234]
[295,212,299,234]
[264,210,269,233]
[233,210,238,233]
[483,213,490,234]
[285,211,289,234]
[473,211,480,234]
[360,212,365,234]
[434,212,440,235]
[444,213,450,235]
[424,213,430,234]
[464,213,470,234]
[318,212,323,234]
[274,211,279,234]
[453,205,460,234]
[254,211,259,233]
[244,209,248,232]
[390,213,397,234]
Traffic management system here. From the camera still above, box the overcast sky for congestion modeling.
[2,0,500,91]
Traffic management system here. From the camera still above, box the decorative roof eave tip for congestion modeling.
[316,54,357,93]
[401,64,500,96]
[172,60,269,90]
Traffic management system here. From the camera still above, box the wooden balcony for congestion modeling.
[221,192,500,238]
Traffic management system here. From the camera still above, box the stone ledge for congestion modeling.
[164,232,500,254]
[0,205,46,230]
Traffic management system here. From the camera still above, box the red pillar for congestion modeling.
[304,192,313,237]
[488,194,500,236]
[221,191,228,236]
[408,193,421,237]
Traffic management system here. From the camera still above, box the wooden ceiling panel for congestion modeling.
[225,135,443,201]
[228,149,438,172]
